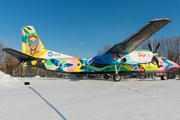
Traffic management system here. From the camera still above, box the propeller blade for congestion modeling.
[148,44,152,51]
[154,43,160,53]
[153,56,159,68]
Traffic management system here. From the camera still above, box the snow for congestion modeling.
[1,72,180,120]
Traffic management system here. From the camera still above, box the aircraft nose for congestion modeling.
[167,63,180,72]
[167,67,180,72]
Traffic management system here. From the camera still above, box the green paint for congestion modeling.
[144,70,157,73]
[44,60,55,69]
[22,62,27,66]
[120,67,132,72]
[22,27,38,43]
[85,64,133,72]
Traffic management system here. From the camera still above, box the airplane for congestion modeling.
[3,18,180,81]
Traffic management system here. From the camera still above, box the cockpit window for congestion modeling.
[161,58,167,61]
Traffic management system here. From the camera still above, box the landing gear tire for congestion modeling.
[113,75,121,82]
[104,74,109,79]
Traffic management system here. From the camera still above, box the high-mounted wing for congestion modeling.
[106,18,171,54]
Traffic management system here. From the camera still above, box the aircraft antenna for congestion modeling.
[75,42,82,58]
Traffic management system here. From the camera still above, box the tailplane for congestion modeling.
[22,26,74,58]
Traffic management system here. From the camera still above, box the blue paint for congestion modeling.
[50,59,74,71]
[163,59,173,71]
[48,52,53,57]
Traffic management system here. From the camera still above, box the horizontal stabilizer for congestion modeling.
[3,48,36,62]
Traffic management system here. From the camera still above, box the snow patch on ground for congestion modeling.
[0,71,18,82]
[0,71,19,88]
[1,73,180,120]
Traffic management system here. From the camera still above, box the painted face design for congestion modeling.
[29,37,38,50]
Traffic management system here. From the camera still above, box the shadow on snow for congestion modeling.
[28,86,67,120]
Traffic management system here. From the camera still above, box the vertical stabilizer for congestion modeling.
[22,26,47,58]
[22,26,74,58]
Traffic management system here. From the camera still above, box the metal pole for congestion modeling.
[151,36,153,51]
[151,36,154,80]
[75,42,82,58]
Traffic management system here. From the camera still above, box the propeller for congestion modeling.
[148,43,160,67]
[153,43,160,53]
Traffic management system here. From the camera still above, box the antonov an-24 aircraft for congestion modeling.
[3,18,180,81]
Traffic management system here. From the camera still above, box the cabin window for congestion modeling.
[121,58,126,63]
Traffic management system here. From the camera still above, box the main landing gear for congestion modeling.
[104,74,110,79]
[103,64,121,82]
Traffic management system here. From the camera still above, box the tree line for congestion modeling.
[0,36,179,77]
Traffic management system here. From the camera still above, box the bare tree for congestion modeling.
[0,41,7,73]
[103,44,111,53]
[97,44,111,55]
[4,54,19,76]
[96,50,102,55]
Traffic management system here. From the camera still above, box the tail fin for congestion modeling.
[22,26,47,58]
[22,26,74,58]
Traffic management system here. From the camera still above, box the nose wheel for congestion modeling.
[113,64,121,82]
[113,74,121,82]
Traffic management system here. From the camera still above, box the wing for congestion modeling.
[3,48,36,62]
[106,18,171,54]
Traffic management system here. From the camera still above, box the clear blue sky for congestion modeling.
[0,0,180,57]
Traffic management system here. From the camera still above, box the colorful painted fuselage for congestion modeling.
[22,26,180,74]
[24,55,179,74]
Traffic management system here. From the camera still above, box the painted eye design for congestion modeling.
[29,40,39,45]
[34,41,39,45]
[29,41,33,45]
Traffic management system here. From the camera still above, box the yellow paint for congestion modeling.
[140,63,158,71]
[73,58,82,72]
[41,60,46,63]
[26,49,48,58]
[23,27,30,33]
[121,65,134,71]
[31,61,37,66]
[22,42,26,53]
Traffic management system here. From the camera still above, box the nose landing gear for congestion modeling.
[113,74,121,82]
[103,64,122,82]
[113,64,121,82]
